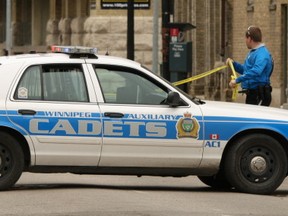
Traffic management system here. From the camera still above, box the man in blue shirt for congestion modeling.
[227,26,273,106]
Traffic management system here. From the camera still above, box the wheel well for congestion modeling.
[0,126,31,169]
[220,129,288,174]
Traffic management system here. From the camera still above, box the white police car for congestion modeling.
[0,46,287,194]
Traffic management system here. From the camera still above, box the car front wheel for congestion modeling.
[225,134,287,194]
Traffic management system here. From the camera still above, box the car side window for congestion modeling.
[94,67,168,105]
[15,64,89,102]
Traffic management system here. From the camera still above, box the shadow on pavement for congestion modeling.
[11,182,288,196]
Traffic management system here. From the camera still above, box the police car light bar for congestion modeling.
[51,45,98,55]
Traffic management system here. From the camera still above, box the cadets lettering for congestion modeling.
[29,119,167,137]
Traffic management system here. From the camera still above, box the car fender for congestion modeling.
[0,116,36,165]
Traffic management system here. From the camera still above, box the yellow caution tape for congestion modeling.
[172,60,239,101]
[228,60,239,101]
[173,65,228,86]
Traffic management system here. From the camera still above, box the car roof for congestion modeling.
[0,52,142,69]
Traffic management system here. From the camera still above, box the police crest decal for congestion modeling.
[176,112,200,139]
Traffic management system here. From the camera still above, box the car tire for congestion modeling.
[0,132,24,190]
[198,172,231,189]
[224,133,287,194]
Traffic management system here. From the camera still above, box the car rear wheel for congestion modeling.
[0,132,24,190]
[225,134,287,194]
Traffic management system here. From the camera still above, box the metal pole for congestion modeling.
[127,0,134,60]
[161,0,171,81]
[6,0,12,55]
[162,0,174,81]
[152,0,159,74]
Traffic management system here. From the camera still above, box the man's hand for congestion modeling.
[226,58,233,66]
[229,79,237,88]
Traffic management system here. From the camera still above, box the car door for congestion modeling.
[89,64,204,168]
[6,61,102,166]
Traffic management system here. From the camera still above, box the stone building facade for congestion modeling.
[0,0,288,108]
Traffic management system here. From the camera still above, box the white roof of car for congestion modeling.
[0,53,142,69]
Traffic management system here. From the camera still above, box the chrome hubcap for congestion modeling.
[250,156,267,174]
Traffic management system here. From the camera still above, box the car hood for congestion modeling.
[199,100,288,122]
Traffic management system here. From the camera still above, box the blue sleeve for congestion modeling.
[233,61,244,75]
[236,52,268,84]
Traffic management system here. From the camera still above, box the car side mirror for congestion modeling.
[167,91,181,107]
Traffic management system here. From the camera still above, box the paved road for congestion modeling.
[0,173,288,216]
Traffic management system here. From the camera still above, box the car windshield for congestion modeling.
[141,65,204,104]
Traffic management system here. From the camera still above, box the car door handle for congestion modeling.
[104,112,124,118]
[18,109,37,115]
